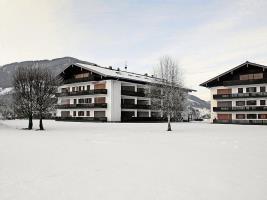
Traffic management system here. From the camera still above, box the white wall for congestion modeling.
[106,80,121,122]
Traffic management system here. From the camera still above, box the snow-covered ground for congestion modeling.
[0,120,267,200]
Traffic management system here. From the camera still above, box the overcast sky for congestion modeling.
[0,0,267,100]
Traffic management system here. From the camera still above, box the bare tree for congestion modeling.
[13,66,36,129]
[13,65,60,130]
[150,56,186,131]
[33,67,60,130]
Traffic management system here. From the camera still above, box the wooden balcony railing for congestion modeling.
[56,103,107,109]
[213,92,267,99]
[213,106,267,112]
[121,104,151,109]
[214,119,267,125]
[223,79,267,86]
[56,89,107,97]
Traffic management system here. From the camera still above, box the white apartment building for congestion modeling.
[56,62,194,122]
[200,61,267,125]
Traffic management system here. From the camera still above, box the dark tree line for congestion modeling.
[13,64,60,130]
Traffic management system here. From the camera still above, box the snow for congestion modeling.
[0,120,267,200]
[0,87,13,95]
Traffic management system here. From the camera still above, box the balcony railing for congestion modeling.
[121,90,147,97]
[63,77,96,84]
[56,103,107,109]
[223,79,267,86]
[213,106,267,112]
[121,104,151,109]
[56,89,107,97]
[213,92,267,99]
[214,119,267,125]
[55,116,107,122]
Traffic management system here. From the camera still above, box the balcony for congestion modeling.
[213,92,267,99]
[56,89,107,97]
[121,90,147,97]
[63,77,96,84]
[121,104,151,109]
[214,119,267,125]
[55,116,107,122]
[223,79,267,86]
[56,103,107,109]
[213,106,267,112]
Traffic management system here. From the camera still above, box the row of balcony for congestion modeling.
[56,103,107,109]
[56,89,148,98]
[121,90,147,97]
[56,89,107,97]
[121,104,151,109]
[56,103,152,109]
[55,116,107,122]
[223,79,267,86]
[213,92,267,99]
[63,77,96,84]
[213,106,267,112]
[214,119,267,125]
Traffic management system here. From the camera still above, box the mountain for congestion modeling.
[0,57,95,88]
[188,94,210,110]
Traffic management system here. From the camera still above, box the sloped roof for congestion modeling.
[200,61,267,87]
[61,62,196,92]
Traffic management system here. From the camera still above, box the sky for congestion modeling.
[0,0,267,100]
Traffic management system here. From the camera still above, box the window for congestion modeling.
[61,88,69,93]
[240,73,263,80]
[86,111,90,116]
[258,114,267,119]
[85,98,92,104]
[217,89,232,95]
[72,87,75,92]
[151,112,161,117]
[238,88,243,93]
[254,73,263,79]
[217,101,232,107]
[78,111,84,116]
[74,73,89,79]
[246,87,256,93]
[122,86,135,91]
[79,86,82,91]
[94,83,106,89]
[87,85,90,91]
[247,114,257,119]
[236,101,245,106]
[236,114,245,119]
[94,111,105,117]
[61,111,70,117]
[137,111,149,117]
[78,99,85,104]
[73,111,76,117]
[122,99,135,105]
[260,100,266,105]
[74,99,77,104]
[246,100,257,106]
[240,74,249,80]
[95,97,106,103]
[260,86,266,92]
[217,114,232,120]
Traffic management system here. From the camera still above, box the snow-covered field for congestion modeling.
[0,120,267,200]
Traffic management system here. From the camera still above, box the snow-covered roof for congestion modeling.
[64,63,195,92]
[74,63,162,84]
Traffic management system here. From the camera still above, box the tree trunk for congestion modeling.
[39,115,44,130]
[28,114,33,130]
[167,114,172,131]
